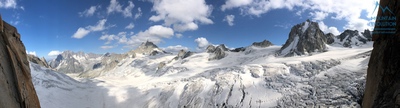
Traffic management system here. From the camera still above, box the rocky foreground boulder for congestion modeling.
[362,0,400,107]
[0,16,40,107]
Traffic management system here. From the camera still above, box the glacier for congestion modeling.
[31,42,372,108]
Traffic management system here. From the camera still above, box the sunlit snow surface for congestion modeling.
[31,42,372,108]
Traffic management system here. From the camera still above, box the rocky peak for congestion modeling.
[325,33,335,44]
[173,49,194,60]
[279,20,327,57]
[362,29,372,41]
[131,41,165,55]
[252,40,273,48]
[27,54,50,68]
[0,16,41,107]
[139,41,159,49]
[207,44,228,60]
[337,30,368,47]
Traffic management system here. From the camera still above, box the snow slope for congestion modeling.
[32,42,373,108]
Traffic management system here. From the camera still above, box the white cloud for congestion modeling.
[149,0,213,32]
[175,33,183,38]
[310,11,328,21]
[134,7,142,19]
[100,45,114,49]
[162,45,189,53]
[318,21,340,35]
[221,0,253,11]
[48,50,62,57]
[222,0,376,31]
[99,25,174,48]
[0,0,17,9]
[223,15,235,26]
[72,28,91,39]
[79,5,100,17]
[194,37,209,48]
[125,23,135,29]
[148,25,174,38]
[26,51,36,56]
[72,19,108,39]
[100,33,118,44]
[107,0,135,18]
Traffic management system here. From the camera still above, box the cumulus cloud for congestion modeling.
[162,45,189,53]
[134,7,142,19]
[100,45,114,49]
[99,25,174,48]
[318,21,340,35]
[221,0,253,11]
[125,23,134,29]
[26,51,36,56]
[48,50,62,57]
[79,5,100,17]
[175,33,183,38]
[72,19,108,39]
[223,15,235,26]
[72,28,91,39]
[221,0,376,32]
[149,0,213,32]
[107,0,135,17]
[194,37,210,49]
[0,0,17,9]
[148,25,174,38]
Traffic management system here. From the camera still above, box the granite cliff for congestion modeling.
[363,0,400,107]
[0,16,41,107]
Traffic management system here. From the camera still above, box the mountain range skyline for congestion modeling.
[0,0,378,59]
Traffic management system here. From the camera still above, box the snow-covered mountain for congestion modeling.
[278,19,328,57]
[30,20,376,107]
[278,20,372,57]
[31,43,372,108]
[334,29,372,48]
[48,51,102,73]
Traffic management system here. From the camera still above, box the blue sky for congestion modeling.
[0,0,377,59]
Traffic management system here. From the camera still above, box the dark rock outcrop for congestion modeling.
[363,29,372,41]
[337,30,368,48]
[27,54,50,68]
[278,19,328,57]
[0,16,41,107]
[325,33,335,44]
[173,49,194,60]
[362,0,400,107]
[251,40,273,48]
[230,47,246,52]
[207,44,228,60]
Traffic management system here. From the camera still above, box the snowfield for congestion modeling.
[31,42,372,108]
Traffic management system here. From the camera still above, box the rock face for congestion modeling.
[252,40,273,48]
[325,33,335,44]
[173,49,194,60]
[362,0,400,107]
[48,51,102,73]
[336,30,369,48]
[130,41,166,55]
[27,54,50,68]
[0,16,41,107]
[279,20,328,57]
[207,44,228,60]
